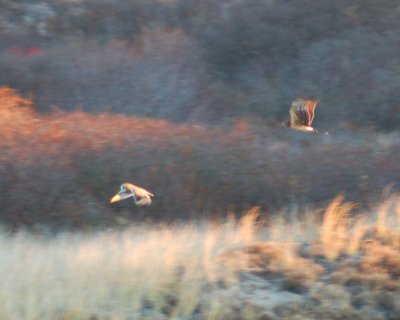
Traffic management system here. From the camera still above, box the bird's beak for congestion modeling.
[110,192,132,203]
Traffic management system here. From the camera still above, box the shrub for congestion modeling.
[1,90,400,228]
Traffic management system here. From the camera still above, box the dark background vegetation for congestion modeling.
[0,0,400,229]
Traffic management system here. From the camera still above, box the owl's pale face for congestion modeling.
[110,184,134,203]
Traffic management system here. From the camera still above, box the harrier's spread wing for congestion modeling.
[290,99,312,127]
[305,99,318,126]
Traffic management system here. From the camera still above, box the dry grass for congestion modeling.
[0,197,399,319]
[0,210,260,320]
[0,214,259,320]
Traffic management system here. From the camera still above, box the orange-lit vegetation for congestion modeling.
[0,197,398,319]
[1,87,400,229]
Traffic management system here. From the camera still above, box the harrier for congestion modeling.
[110,183,154,206]
[284,98,329,135]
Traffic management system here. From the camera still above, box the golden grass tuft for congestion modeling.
[0,87,34,114]
[374,194,400,247]
[360,241,400,278]
[315,195,357,260]
[294,195,400,261]
[219,241,325,288]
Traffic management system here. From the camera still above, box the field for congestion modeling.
[1,95,400,318]
[1,1,400,319]
[0,197,399,319]
[0,88,399,319]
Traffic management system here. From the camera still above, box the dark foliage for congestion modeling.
[0,0,400,130]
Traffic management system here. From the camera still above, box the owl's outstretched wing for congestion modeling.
[130,184,154,198]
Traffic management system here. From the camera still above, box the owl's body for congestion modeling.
[110,183,154,206]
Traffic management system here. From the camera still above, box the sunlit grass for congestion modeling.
[0,196,399,319]
[0,212,260,320]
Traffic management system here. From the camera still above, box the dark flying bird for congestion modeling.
[284,98,329,135]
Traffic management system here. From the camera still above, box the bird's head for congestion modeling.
[110,183,135,203]
[120,184,127,192]
[283,120,291,128]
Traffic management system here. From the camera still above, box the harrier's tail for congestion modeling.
[312,128,330,135]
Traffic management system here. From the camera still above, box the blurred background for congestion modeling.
[1,0,399,230]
